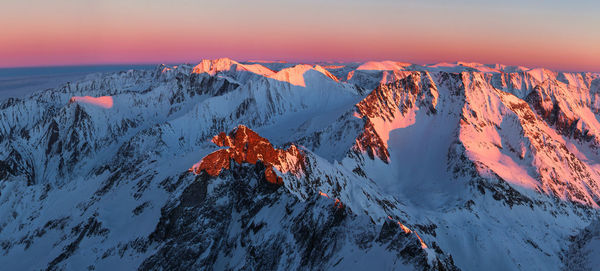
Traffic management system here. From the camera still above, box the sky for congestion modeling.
[1,0,599,71]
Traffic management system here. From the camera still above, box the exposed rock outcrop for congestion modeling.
[190,125,304,184]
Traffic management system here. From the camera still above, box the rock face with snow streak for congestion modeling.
[1,58,600,270]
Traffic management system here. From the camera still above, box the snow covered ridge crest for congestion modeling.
[1,58,600,270]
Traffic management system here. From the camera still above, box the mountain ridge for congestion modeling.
[1,58,600,270]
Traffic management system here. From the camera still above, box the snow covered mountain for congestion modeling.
[1,58,600,270]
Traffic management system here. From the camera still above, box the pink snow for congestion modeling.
[69,96,113,109]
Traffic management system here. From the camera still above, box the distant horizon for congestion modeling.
[1,58,599,74]
[0,63,160,71]
[2,0,598,72]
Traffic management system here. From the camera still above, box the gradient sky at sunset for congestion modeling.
[2,0,599,71]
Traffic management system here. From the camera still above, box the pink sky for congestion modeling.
[1,0,599,72]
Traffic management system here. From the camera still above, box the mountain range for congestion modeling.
[1,58,600,270]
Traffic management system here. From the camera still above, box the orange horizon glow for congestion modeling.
[1,0,599,72]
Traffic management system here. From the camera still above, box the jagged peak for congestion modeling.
[190,125,304,184]
[159,64,179,74]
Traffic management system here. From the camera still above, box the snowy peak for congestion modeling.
[191,58,275,77]
[190,59,341,87]
[191,57,240,75]
[268,64,339,87]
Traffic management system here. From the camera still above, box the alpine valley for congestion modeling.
[2,58,600,270]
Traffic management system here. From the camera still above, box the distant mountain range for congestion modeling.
[1,58,600,270]
[0,65,156,101]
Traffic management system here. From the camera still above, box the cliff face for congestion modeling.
[353,72,439,162]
